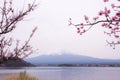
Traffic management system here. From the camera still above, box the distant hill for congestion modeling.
[25,54,120,66]
[0,58,35,67]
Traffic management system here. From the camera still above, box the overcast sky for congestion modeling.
[5,0,120,59]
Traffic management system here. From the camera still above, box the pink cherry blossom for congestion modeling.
[118,41,120,44]
[104,7,110,16]
[77,30,80,33]
[83,30,86,33]
[77,28,80,30]
[80,26,83,29]
[114,27,119,30]
[93,16,99,21]
[103,0,109,2]
[112,16,117,20]
[68,18,72,26]
[80,23,83,26]
[84,15,89,21]
[112,41,114,44]
[111,4,115,8]
[101,23,108,27]
[114,35,119,38]
[116,12,120,17]
[98,11,104,16]
[108,26,112,29]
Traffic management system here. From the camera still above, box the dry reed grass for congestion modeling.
[4,71,38,80]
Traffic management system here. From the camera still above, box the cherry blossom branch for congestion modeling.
[0,27,37,63]
[0,0,38,63]
[0,0,37,35]
[69,0,120,49]
[14,27,37,58]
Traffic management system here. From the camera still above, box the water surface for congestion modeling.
[0,67,120,80]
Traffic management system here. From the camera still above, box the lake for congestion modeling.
[0,67,120,80]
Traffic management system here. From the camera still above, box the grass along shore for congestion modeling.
[4,71,38,80]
